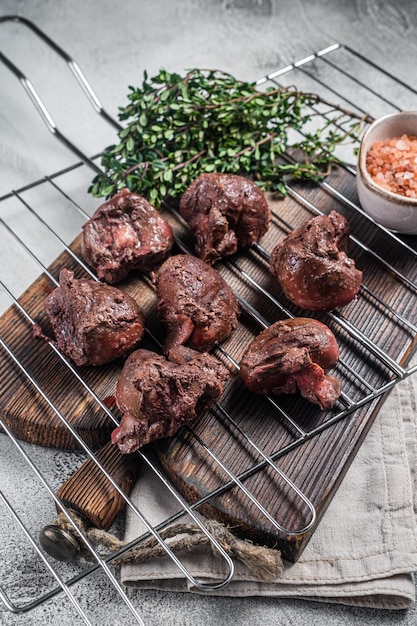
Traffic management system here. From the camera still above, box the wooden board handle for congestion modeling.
[56,442,139,530]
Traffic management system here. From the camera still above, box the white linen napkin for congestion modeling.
[121,365,417,610]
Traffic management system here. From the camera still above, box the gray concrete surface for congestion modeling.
[1,0,417,624]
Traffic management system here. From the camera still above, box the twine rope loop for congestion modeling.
[54,510,283,582]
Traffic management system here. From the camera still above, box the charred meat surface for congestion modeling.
[240,317,341,409]
[156,254,240,353]
[112,346,231,453]
[179,173,270,264]
[82,187,174,283]
[40,269,145,366]
[270,210,362,311]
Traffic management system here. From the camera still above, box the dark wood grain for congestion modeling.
[56,442,139,530]
[156,170,417,561]
[0,236,160,450]
[1,165,417,562]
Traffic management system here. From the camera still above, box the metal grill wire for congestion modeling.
[1,16,417,625]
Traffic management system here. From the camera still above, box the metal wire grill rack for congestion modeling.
[1,15,417,625]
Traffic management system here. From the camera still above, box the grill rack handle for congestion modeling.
[0,14,120,175]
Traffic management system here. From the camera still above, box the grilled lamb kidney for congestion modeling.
[112,346,231,453]
[156,254,240,353]
[240,317,341,409]
[270,210,362,311]
[41,269,145,366]
[179,172,271,264]
[82,187,174,283]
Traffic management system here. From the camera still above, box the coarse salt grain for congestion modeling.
[366,133,417,198]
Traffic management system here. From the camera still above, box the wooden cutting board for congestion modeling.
[1,165,417,561]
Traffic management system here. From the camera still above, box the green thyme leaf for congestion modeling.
[89,68,366,206]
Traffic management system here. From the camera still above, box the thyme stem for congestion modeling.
[89,68,366,205]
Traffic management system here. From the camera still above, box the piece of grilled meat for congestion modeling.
[111,346,231,453]
[38,269,145,366]
[179,172,270,264]
[156,254,240,353]
[240,317,341,409]
[270,211,362,311]
[82,188,174,283]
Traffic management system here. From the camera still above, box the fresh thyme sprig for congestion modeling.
[89,68,365,206]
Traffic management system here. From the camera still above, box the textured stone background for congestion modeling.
[1,1,417,624]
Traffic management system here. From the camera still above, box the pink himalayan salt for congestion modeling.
[366,133,417,198]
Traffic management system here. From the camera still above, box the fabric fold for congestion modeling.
[121,365,417,610]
